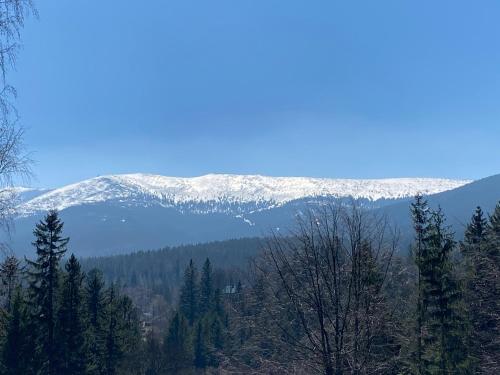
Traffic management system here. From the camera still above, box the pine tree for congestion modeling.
[1,288,28,375]
[86,269,106,375]
[208,315,224,366]
[422,208,469,374]
[179,259,198,325]
[213,287,224,319]
[460,207,487,370]
[114,293,141,375]
[26,210,68,375]
[473,202,500,373]
[56,254,87,374]
[143,335,162,375]
[193,320,208,369]
[410,194,430,374]
[463,206,488,256]
[199,258,213,316]
[163,312,192,373]
[103,285,123,375]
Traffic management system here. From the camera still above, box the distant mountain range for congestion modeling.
[2,173,498,257]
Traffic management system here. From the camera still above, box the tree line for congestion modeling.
[0,211,140,375]
[141,258,231,374]
[0,198,499,374]
[137,197,499,374]
[213,198,499,374]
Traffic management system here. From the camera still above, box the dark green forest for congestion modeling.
[0,197,499,374]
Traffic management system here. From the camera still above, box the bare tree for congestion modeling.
[0,0,35,239]
[228,203,401,375]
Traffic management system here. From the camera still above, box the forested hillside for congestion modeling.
[1,198,498,374]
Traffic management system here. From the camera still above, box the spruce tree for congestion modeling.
[26,210,68,375]
[463,206,488,256]
[193,320,208,369]
[423,208,468,374]
[114,293,141,374]
[199,258,213,316]
[163,312,192,373]
[179,259,199,325]
[213,287,224,319]
[1,288,28,375]
[461,206,488,371]
[86,269,106,375]
[475,202,500,372]
[208,315,224,366]
[143,335,162,375]
[103,285,123,375]
[56,254,87,375]
[410,194,430,374]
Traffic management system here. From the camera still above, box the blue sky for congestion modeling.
[10,0,500,187]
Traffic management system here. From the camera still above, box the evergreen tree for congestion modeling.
[163,312,192,373]
[410,194,430,374]
[103,285,123,375]
[461,206,488,371]
[199,258,213,316]
[114,294,141,375]
[472,202,500,373]
[86,269,106,375]
[179,259,198,325]
[463,206,488,256]
[0,256,21,312]
[26,210,68,375]
[208,315,225,366]
[56,254,87,375]
[422,208,469,374]
[213,287,224,319]
[193,320,208,369]
[1,289,28,375]
[143,335,162,375]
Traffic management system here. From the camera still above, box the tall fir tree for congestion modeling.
[213,287,224,319]
[26,210,68,375]
[410,194,430,374]
[463,206,488,256]
[86,269,106,375]
[163,312,192,373]
[460,206,488,371]
[476,202,500,373]
[114,293,141,375]
[179,259,199,325]
[1,288,28,375]
[56,254,87,375]
[193,320,209,369]
[199,258,213,316]
[103,285,123,375]
[422,208,469,374]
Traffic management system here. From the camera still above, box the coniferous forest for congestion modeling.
[0,198,498,374]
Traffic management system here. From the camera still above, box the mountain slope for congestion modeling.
[3,173,478,256]
[17,173,469,216]
[377,174,500,250]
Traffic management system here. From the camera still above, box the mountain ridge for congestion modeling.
[15,173,471,217]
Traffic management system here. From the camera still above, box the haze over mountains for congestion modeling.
[4,173,498,257]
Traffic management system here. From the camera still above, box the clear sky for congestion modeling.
[10,0,500,187]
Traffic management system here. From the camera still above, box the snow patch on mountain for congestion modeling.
[15,173,472,217]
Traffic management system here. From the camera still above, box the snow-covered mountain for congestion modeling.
[4,173,483,257]
[16,173,470,217]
